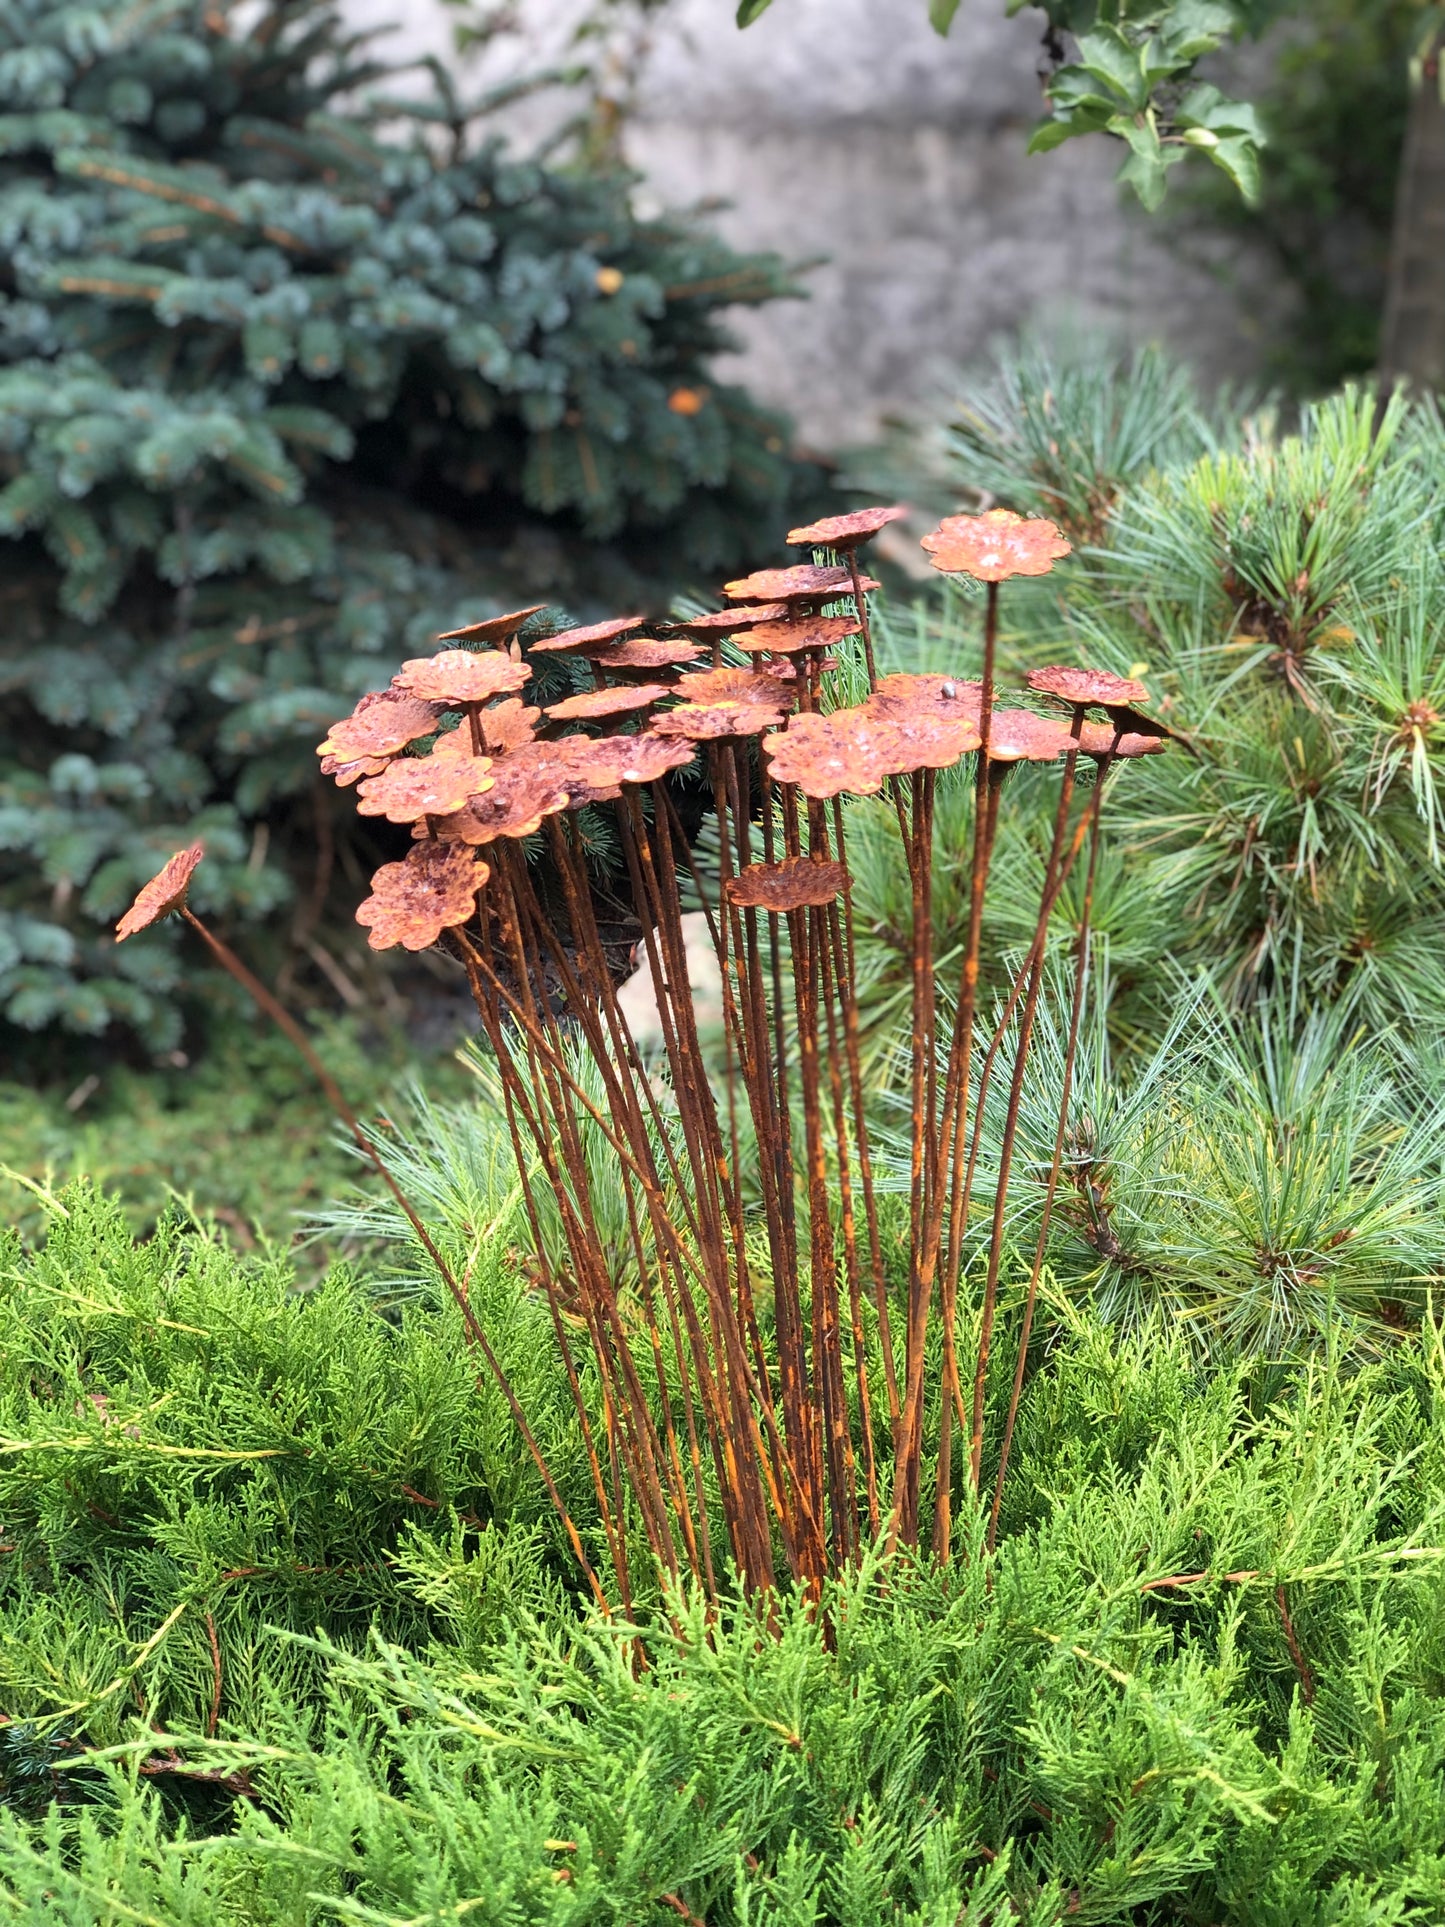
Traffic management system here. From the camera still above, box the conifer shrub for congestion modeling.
[0,0,812,1054]
[6,1189,1445,1923]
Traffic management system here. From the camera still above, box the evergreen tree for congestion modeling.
[0,0,811,1053]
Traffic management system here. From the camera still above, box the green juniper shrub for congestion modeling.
[0,0,818,1055]
[6,1189,1445,1922]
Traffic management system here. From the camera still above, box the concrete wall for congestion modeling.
[340,0,1284,449]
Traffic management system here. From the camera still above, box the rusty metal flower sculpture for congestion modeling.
[654,665,795,740]
[355,746,494,822]
[787,504,907,550]
[394,649,532,704]
[436,604,547,645]
[726,856,848,910]
[760,708,888,798]
[319,751,390,786]
[479,699,541,753]
[419,763,573,844]
[544,684,672,723]
[661,603,791,640]
[921,509,1071,582]
[116,843,204,940]
[1027,666,1150,710]
[528,615,646,657]
[356,842,489,951]
[981,709,1077,764]
[1076,722,1168,760]
[723,564,880,603]
[868,673,983,722]
[318,691,441,762]
[736,615,862,656]
[589,637,704,674]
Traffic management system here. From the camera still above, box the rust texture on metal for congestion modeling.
[394,649,532,704]
[527,615,647,656]
[921,509,1071,582]
[355,841,490,951]
[435,604,547,644]
[787,504,907,549]
[116,842,204,940]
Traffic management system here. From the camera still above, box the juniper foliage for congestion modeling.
[0,0,809,1053]
[6,1191,1445,1922]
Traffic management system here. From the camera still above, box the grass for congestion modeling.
[0,1013,474,1249]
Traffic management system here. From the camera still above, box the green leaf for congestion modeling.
[1177,82,1265,143]
[929,0,962,30]
[1160,0,1240,63]
[1075,26,1149,111]
[1115,112,1181,211]
[735,0,774,23]
[1206,132,1263,204]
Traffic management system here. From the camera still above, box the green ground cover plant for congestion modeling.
[6,1190,1445,1922]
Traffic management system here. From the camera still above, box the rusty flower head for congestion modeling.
[530,731,694,804]
[116,843,203,941]
[589,637,704,674]
[736,614,862,656]
[436,604,547,645]
[544,683,672,723]
[787,504,907,550]
[758,710,880,798]
[1027,666,1151,711]
[654,665,795,740]
[479,698,541,753]
[662,603,790,640]
[320,750,389,787]
[393,649,532,705]
[527,615,646,657]
[723,564,879,603]
[983,710,1078,764]
[419,761,572,845]
[869,673,983,723]
[355,842,489,952]
[356,745,495,823]
[1076,721,1169,761]
[921,509,1071,583]
[727,855,849,911]
[318,691,441,762]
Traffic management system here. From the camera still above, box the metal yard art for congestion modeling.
[121,507,1171,1614]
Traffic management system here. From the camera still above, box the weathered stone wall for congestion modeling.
[340,0,1285,447]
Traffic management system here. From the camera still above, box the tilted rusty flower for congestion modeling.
[652,664,795,741]
[1076,721,1169,760]
[116,842,204,941]
[735,614,862,656]
[393,649,531,704]
[356,745,495,822]
[527,614,646,657]
[318,690,441,761]
[868,673,984,722]
[723,564,880,603]
[1027,665,1151,711]
[356,842,489,952]
[588,637,704,673]
[436,604,547,644]
[787,504,907,550]
[671,664,795,705]
[418,762,572,845]
[545,683,672,722]
[654,699,793,742]
[983,709,1078,764]
[868,711,981,772]
[478,698,541,753]
[921,508,1071,582]
[761,708,896,798]
[660,603,790,639]
[727,855,849,911]
[320,750,389,786]
[489,731,693,808]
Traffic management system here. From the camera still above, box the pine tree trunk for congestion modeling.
[1380,27,1445,393]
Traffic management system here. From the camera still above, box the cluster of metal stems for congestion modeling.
[121,505,1171,1614]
